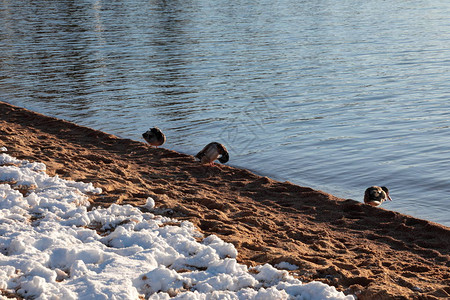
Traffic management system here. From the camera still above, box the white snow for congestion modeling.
[142,197,156,210]
[0,152,354,299]
[275,262,299,271]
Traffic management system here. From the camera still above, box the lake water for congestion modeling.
[1,0,450,227]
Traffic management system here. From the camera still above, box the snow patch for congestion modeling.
[0,152,354,299]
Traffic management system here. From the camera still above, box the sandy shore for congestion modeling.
[1,101,449,299]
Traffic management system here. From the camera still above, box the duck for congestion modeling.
[364,186,392,206]
[142,127,166,148]
[195,142,229,165]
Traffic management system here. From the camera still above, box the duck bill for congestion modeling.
[387,195,392,201]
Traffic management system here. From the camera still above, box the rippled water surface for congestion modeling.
[1,0,450,226]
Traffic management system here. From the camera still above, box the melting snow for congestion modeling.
[0,151,354,299]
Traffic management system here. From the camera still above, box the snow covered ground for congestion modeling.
[0,149,354,299]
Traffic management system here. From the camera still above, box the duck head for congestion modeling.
[380,186,392,201]
[218,151,229,163]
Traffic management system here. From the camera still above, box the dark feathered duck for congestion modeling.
[364,186,392,206]
[142,127,166,148]
[195,142,229,165]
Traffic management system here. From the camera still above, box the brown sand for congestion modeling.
[1,101,450,299]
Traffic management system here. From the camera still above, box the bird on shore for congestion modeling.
[364,186,392,206]
[142,127,166,148]
[195,142,229,166]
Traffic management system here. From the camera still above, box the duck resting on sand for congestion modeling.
[142,127,166,148]
[364,186,392,206]
[195,142,229,166]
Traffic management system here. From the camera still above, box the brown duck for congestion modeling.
[142,127,166,148]
[364,186,392,206]
[195,142,229,165]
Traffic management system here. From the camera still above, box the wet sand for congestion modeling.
[1,101,449,299]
